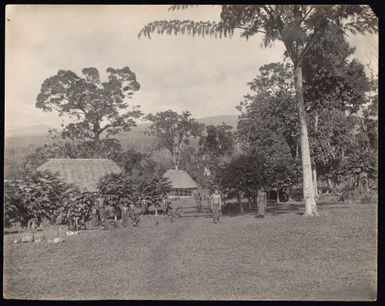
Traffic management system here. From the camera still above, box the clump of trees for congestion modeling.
[236,22,374,202]
[145,110,204,170]
[139,4,377,215]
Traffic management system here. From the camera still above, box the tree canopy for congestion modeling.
[36,67,142,143]
[144,110,204,170]
[139,4,377,216]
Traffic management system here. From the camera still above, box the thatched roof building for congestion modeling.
[163,169,198,197]
[36,159,121,192]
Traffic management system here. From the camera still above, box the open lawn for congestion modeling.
[3,199,377,300]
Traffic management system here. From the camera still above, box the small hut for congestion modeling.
[36,159,121,192]
[163,169,198,198]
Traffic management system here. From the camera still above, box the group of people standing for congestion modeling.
[204,187,268,224]
[92,186,269,228]
[92,196,145,228]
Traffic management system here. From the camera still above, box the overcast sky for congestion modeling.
[5,5,378,130]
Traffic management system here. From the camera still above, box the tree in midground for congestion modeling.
[144,110,204,170]
[36,67,142,144]
[139,5,377,216]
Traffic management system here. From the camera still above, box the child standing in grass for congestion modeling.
[129,201,140,227]
[162,196,169,215]
[91,206,99,227]
[196,192,202,212]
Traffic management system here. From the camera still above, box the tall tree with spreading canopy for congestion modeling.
[139,5,377,216]
[36,67,142,144]
[239,25,370,197]
[144,110,204,170]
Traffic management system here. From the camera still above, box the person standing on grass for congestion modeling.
[120,198,129,228]
[196,192,202,212]
[91,206,99,227]
[98,196,106,225]
[141,199,148,215]
[256,187,267,218]
[162,196,169,215]
[211,189,222,224]
[129,201,139,226]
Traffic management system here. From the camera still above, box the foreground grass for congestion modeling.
[3,201,377,300]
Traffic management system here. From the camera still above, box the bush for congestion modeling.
[4,170,96,229]
[4,171,72,227]
[98,172,171,209]
[58,190,95,228]
[4,182,21,228]
[340,189,377,204]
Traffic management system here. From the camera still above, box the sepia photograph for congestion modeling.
[4,4,378,300]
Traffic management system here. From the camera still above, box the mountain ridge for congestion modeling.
[5,115,239,150]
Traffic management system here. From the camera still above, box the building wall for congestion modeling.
[168,188,196,198]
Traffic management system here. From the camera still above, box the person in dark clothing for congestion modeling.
[257,187,267,218]
[141,199,148,215]
[91,206,99,227]
[120,199,129,228]
[196,192,202,212]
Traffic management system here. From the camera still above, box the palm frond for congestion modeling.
[138,20,233,39]
[168,5,197,11]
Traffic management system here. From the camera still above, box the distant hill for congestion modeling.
[6,124,51,138]
[197,115,238,128]
[5,115,238,150]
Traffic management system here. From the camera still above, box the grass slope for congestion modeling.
[3,200,377,301]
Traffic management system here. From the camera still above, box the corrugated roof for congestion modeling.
[163,169,198,189]
[36,159,121,192]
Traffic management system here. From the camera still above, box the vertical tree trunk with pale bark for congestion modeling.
[238,192,243,213]
[313,169,319,198]
[294,64,319,216]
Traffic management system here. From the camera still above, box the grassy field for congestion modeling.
[3,198,377,301]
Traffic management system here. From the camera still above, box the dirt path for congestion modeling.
[140,199,214,299]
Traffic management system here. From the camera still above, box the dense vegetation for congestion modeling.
[4,171,94,228]
[4,5,378,228]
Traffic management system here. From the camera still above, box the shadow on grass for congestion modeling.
[164,197,350,219]
[222,200,350,218]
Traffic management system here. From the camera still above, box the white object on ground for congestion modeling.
[20,233,34,243]
[47,237,64,244]
[65,231,79,236]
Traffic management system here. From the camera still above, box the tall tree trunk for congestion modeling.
[276,187,281,204]
[313,169,319,198]
[294,64,318,216]
[172,153,178,170]
[313,113,319,199]
[154,205,158,216]
[327,178,333,193]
